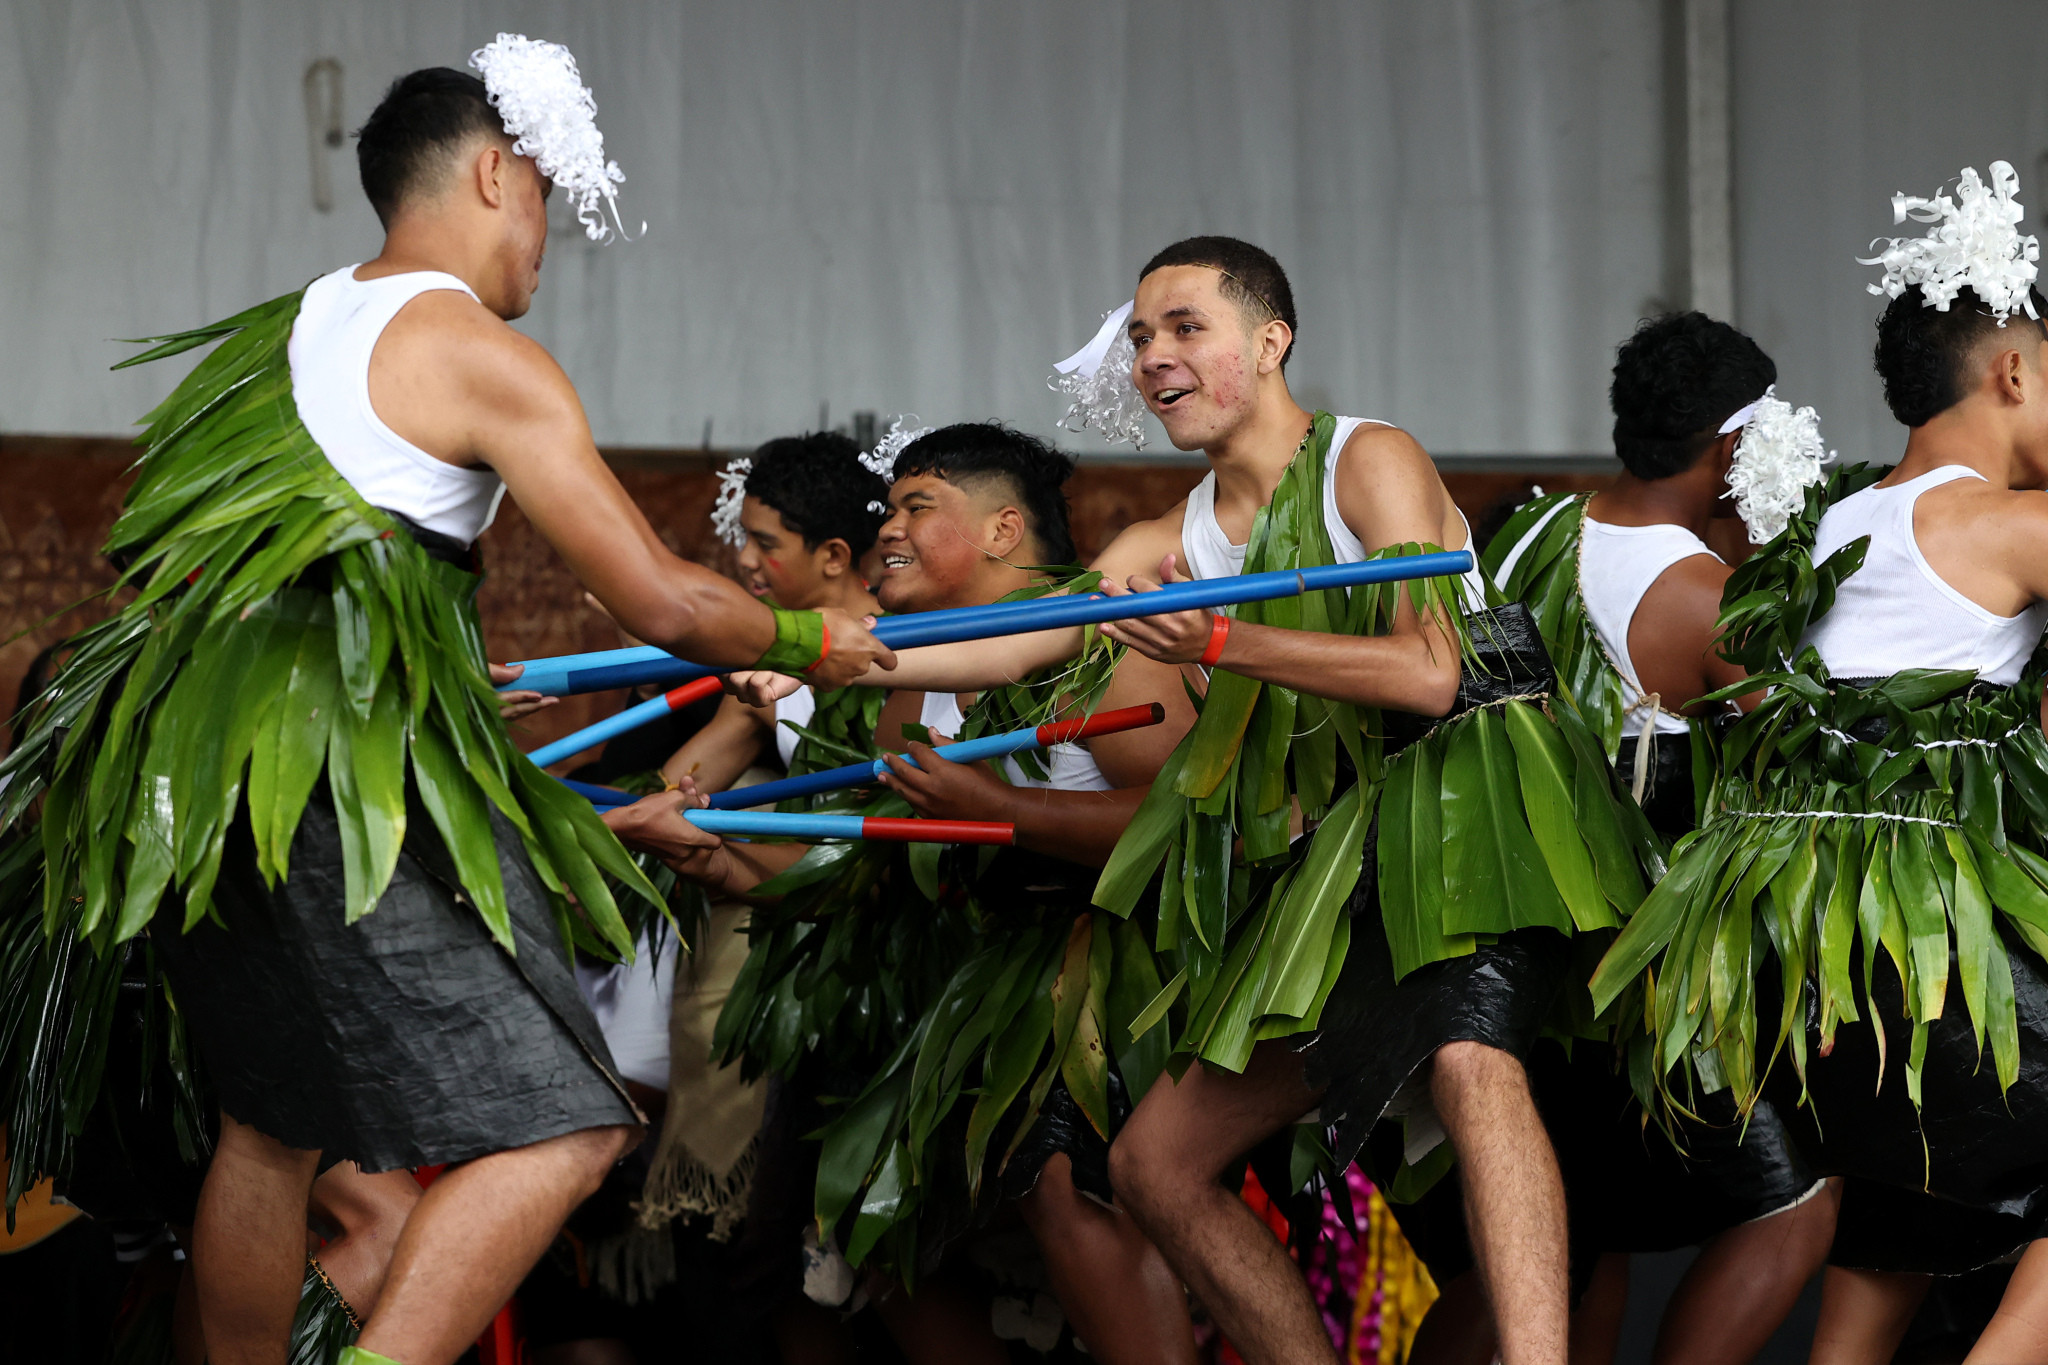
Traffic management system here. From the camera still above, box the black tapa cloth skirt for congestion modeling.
[153,786,639,1171]
[1301,864,1571,1180]
[1760,935,2048,1274]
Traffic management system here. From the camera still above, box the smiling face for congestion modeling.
[1129,265,1290,452]
[872,473,1026,613]
[734,495,845,609]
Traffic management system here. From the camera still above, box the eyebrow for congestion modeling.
[1130,303,1207,334]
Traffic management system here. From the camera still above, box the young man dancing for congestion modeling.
[734,239,1660,1365]
[1482,312,1839,1365]
[1589,161,2048,1364]
[614,423,1201,1363]
[0,45,889,1365]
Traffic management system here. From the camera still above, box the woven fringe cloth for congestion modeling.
[636,898,768,1243]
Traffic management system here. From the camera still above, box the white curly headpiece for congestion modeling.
[1859,161,2039,322]
[1049,302,1150,449]
[469,34,629,243]
[859,416,933,514]
[710,457,753,549]
[1720,386,1833,544]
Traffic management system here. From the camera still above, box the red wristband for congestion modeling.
[1198,613,1231,667]
[801,620,831,673]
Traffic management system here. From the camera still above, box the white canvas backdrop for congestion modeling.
[1731,0,2048,470]
[0,0,1670,454]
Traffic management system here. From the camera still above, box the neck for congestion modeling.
[821,577,881,617]
[1893,404,2027,491]
[1204,389,1315,513]
[357,217,498,312]
[1589,462,1723,539]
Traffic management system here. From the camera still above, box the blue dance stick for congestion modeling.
[510,549,1473,704]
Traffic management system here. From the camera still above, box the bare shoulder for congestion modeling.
[1093,503,1189,580]
[1332,422,1455,549]
[381,290,576,418]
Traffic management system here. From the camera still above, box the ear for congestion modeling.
[475,143,507,211]
[817,538,853,578]
[988,504,1028,559]
[1256,319,1294,376]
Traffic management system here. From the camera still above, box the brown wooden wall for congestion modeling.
[0,439,1604,755]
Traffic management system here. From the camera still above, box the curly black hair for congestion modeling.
[1139,236,1299,369]
[1609,313,1776,480]
[891,423,1078,566]
[744,432,890,557]
[1874,285,2048,427]
[355,69,504,228]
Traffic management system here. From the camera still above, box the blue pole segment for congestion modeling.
[527,690,676,768]
[684,810,868,839]
[704,724,1045,809]
[559,776,637,809]
[507,549,1474,698]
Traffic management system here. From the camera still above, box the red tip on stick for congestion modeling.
[664,676,724,711]
[1033,702,1166,747]
[860,818,1016,845]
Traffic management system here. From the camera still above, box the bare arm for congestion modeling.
[658,694,774,791]
[601,790,806,899]
[375,293,891,685]
[1628,553,1763,714]
[1100,427,1463,715]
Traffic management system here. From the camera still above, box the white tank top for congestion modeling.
[772,688,817,769]
[1578,516,1721,738]
[917,693,1112,792]
[1178,415,1487,609]
[1804,465,2048,686]
[289,265,508,544]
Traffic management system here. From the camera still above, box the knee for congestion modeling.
[1107,1123,1180,1226]
[569,1123,640,1197]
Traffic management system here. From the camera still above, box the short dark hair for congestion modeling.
[354,68,504,227]
[892,423,1078,565]
[744,432,890,557]
[1139,236,1299,368]
[1609,312,1776,479]
[1874,285,2048,427]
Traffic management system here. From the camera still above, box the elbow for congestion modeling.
[1407,659,1462,719]
[618,596,703,655]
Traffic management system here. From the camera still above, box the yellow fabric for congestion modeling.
[1348,1185,1438,1365]
[0,1174,82,1254]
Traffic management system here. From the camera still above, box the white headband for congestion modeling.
[470,34,631,243]
[1859,160,2039,322]
[1716,395,1765,435]
[1048,301,1149,448]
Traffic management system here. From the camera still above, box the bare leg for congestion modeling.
[190,1111,322,1365]
[1967,1237,2048,1362]
[1430,1041,1568,1365]
[354,1124,637,1365]
[1016,1151,1198,1365]
[307,1164,423,1316]
[1109,1038,1334,1365]
[869,1269,1010,1365]
[1652,1178,1838,1365]
[1572,1254,1629,1365]
[1808,1265,1928,1365]
[1406,1271,1498,1365]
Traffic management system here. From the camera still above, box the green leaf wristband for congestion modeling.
[756,606,829,673]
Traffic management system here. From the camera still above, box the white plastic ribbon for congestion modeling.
[470,34,631,243]
[1048,301,1148,448]
[1859,160,2039,322]
[1722,386,1834,544]
[1716,396,1764,435]
[711,457,752,549]
[860,415,933,513]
